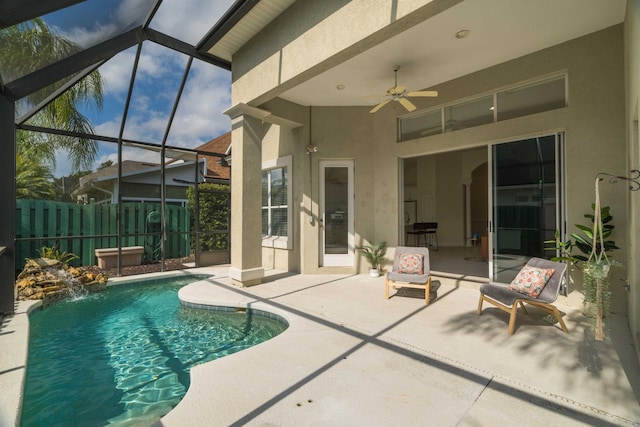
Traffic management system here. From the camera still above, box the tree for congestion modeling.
[97,160,114,170]
[1,18,104,173]
[16,154,55,199]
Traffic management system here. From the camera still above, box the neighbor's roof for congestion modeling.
[196,132,231,180]
[78,161,158,187]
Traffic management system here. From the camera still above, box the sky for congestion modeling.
[42,0,236,177]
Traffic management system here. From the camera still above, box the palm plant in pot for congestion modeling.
[357,241,387,277]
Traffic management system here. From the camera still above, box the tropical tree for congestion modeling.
[16,154,55,199]
[0,18,104,173]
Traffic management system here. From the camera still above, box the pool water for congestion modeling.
[20,275,287,427]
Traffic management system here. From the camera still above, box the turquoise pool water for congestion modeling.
[20,275,287,427]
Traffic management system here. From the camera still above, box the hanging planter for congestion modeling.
[546,170,638,340]
[584,176,617,341]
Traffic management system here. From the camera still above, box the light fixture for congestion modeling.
[455,29,470,39]
[336,84,346,90]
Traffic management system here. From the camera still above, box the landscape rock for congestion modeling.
[16,258,109,306]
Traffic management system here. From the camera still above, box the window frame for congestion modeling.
[261,155,292,249]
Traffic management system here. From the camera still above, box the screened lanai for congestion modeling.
[0,0,239,314]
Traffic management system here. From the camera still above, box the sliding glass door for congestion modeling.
[489,134,564,282]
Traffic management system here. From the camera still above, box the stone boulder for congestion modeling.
[16,258,109,306]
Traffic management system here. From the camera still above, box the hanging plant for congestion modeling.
[583,176,620,340]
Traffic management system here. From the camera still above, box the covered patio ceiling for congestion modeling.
[201,0,626,108]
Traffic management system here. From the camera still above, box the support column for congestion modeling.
[226,108,265,287]
[0,96,16,313]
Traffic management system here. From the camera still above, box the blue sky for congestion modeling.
[43,0,236,177]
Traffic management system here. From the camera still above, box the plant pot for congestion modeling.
[369,268,380,278]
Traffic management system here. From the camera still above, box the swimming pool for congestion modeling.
[20,274,288,427]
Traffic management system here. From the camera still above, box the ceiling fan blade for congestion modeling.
[407,90,438,97]
[398,97,416,112]
[369,99,391,113]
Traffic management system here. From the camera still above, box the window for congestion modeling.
[399,109,442,140]
[444,95,493,132]
[497,75,566,121]
[398,74,567,142]
[262,156,292,249]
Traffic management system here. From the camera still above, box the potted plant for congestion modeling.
[357,241,387,277]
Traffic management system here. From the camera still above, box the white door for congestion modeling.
[320,160,354,266]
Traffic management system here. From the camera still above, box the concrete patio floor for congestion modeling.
[157,267,640,426]
[2,266,639,426]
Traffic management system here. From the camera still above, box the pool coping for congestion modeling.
[0,299,40,427]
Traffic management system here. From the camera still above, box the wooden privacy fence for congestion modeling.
[15,200,190,270]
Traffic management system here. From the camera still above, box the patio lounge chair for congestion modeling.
[477,257,568,334]
[385,246,433,304]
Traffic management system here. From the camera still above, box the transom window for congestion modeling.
[398,74,567,141]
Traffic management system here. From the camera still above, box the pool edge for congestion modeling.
[0,299,40,427]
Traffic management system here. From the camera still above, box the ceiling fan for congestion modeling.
[369,66,438,113]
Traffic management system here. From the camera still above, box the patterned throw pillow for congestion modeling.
[398,253,424,275]
[508,265,555,298]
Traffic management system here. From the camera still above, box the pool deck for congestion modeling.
[160,267,640,427]
[2,266,640,426]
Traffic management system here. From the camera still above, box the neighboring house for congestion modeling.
[197,132,232,182]
[200,1,640,360]
[71,134,231,205]
[71,159,207,205]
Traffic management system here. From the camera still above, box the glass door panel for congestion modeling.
[320,160,354,266]
[490,135,563,282]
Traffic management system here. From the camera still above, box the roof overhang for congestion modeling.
[198,0,295,62]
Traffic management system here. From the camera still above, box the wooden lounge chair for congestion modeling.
[385,246,433,304]
[477,257,568,334]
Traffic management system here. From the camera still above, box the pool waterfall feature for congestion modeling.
[15,257,108,305]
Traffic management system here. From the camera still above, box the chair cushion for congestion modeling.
[397,253,424,274]
[508,265,554,298]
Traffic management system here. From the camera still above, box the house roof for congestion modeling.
[78,161,158,187]
[195,132,231,180]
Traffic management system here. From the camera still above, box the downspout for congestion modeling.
[307,106,318,224]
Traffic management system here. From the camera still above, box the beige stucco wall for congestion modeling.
[625,0,640,364]
[242,24,627,304]
[229,0,629,312]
